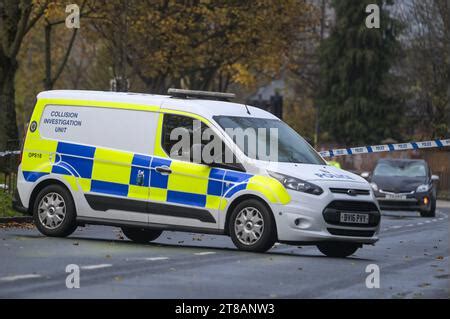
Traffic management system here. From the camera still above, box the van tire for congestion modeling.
[317,242,359,258]
[229,199,276,252]
[121,227,162,244]
[33,184,77,237]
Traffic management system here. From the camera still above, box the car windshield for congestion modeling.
[213,116,325,164]
[373,161,427,177]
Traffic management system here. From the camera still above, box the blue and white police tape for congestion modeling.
[1,138,449,158]
[319,139,450,158]
[0,150,20,157]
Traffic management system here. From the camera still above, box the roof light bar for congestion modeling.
[168,88,236,101]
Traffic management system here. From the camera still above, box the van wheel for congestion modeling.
[33,184,77,237]
[121,227,162,244]
[317,242,359,258]
[229,199,276,253]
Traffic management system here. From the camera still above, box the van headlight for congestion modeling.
[370,183,378,192]
[416,184,430,192]
[268,171,323,195]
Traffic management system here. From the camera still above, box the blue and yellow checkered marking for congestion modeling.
[52,142,94,178]
[23,171,49,182]
[91,180,129,197]
[167,190,207,208]
[25,141,256,210]
[206,168,252,198]
[129,154,151,187]
[150,157,171,189]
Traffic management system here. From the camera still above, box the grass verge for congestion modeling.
[0,191,19,218]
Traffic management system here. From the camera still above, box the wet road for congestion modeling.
[0,204,448,299]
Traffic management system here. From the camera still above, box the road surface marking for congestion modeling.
[417,222,423,225]
[392,225,402,229]
[126,257,169,261]
[425,220,431,223]
[194,252,216,256]
[145,257,169,261]
[81,264,112,270]
[406,224,414,227]
[0,274,42,282]
[432,219,437,222]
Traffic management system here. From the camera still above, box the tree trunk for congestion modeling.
[44,23,53,90]
[0,58,19,150]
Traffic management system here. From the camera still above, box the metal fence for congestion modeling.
[0,153,19,194]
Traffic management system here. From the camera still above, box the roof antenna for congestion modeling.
[244,104,251,115]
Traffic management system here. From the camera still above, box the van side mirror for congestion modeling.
[431,175,439,181]
[361,172,370,179]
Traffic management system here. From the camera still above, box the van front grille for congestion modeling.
[329,188,370,196]
[322,200,381,227]
[326,200,378,212]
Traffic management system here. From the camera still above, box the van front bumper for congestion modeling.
[375,191,433,212]
[273,188,380,245]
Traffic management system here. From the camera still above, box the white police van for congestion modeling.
[14,89,381,257]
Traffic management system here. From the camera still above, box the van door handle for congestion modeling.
[155,166,172,175]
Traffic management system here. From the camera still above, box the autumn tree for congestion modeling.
[42,0,91,90]
[89,0,316,94]
[0,0,48,149]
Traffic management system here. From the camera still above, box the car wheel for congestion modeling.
[229,199,276,253]
[33,184,77,237]
[121,227,162,243]
[317,242,359,258]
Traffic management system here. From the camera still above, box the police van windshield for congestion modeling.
[213,116,325,165]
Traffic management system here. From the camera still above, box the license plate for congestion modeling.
[340,212,369,224]
[385,193,406,200]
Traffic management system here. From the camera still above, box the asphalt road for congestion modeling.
[0,204,448,299]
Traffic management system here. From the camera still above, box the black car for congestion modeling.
[361,159,439,217]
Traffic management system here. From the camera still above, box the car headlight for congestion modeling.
[268,171,323,195]
[370,183,378,192]
[416,184,430,192]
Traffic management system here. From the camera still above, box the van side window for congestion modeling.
[161,113,244,170]
[162,114,206,161]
